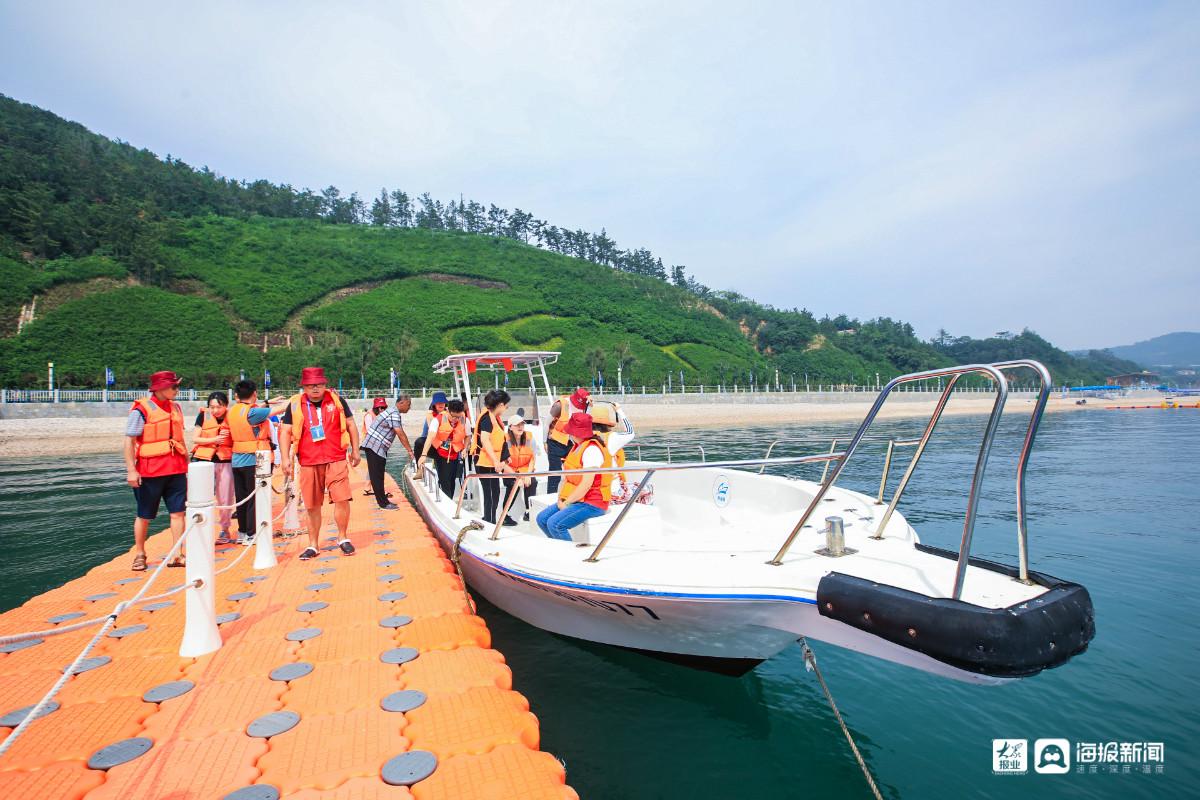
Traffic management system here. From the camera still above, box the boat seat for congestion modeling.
[527,494,661,544]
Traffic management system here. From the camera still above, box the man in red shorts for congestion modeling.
[279,367,362,559]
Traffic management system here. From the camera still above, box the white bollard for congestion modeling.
[180,460,221,657]
[253,450,278,569]
[283,459,301,533]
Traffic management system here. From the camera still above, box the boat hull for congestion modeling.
[406,474,1011,684]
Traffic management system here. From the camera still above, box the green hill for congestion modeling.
[0,93,1127,390]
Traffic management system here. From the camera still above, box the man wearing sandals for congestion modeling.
[124,370,189,571]
[279,367,362,560]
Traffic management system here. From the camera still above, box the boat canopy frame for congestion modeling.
[431,351,560,425]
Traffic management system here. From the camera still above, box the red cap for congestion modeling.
[300,367,327,386]
[148,370,182,391]
[563,412,594,439]
[373,397,388,410]
[570,388,590,411]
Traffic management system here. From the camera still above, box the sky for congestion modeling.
[1,1,1197,349]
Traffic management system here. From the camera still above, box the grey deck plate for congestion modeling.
[47,611,87,624]
[380,647,420,665]
[381,690,427,713]
[269,662,314,682]
[297,601,328,613]
[381,750,437,785]
[223,786,281,800]
[0,638,42,654]
[377,573,403,582]
[65,656,111,675]
[0,700,59,727]
[85,592,118,601]
[380,615,413,629]
[217,612,241,625]
[378,591,407,602]
[242,575,267,583]
[247,710,301,738]
[108,624,148,638]
[143,680,195,703]
[377,549,397,555]
[305,582,333,591]
[285,627,322,642]
[114,577,142,585]
[227,591,255,601]
[378,560,401,568]
[142,601,175,612]
[87,736,153,770]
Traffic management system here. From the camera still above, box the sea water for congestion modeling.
[1,409,1196,798]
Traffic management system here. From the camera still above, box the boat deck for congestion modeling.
[0,468,577,799]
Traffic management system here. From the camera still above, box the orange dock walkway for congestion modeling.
[0,467,579,799]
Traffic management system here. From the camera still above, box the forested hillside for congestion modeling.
[0,93,1126,389]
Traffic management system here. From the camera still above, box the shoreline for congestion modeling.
[0,395,1103,459]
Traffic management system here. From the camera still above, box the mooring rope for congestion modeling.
[800,637,884,800]
[451,521,483,614]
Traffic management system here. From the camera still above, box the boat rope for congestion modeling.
[0,523,192,761]
[800,637,884,800]
[451,521,483,614]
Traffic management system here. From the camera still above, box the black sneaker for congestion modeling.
[503,516,518,527]
[380,503,400,510]
[522,512,530,522]
[299,547,319,560]
[339,539,356,555]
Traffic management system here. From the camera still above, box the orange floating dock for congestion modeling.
[0,467,578,799]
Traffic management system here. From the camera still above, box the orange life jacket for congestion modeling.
[558,438,614,509]
[228,401,272,453]
[192,409,233,461]
[548,394,573,445]
[287,391,351,450]
[430,413,467,459]
[470,409,506,468]
[506,434,535,473]
[132,397,186,460]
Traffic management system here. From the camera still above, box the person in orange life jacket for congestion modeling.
[124,370,189,571]
[500,412,543,526]
[279,367,362,560]
[410,391,447,466]
[470,389,513,524]
[227,380,290,545]
[361,394,414,510]
[536,412,614,541]
[546,387,590,495]
[191,391,235,543]
[416,398,467,499]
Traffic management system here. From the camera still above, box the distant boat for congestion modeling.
[407,352,1095,684]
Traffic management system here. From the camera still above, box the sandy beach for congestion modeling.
[0,394,1101,459]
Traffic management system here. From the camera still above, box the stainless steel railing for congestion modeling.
[875,438,921,506]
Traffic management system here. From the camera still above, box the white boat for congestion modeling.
[405,352,1095,684]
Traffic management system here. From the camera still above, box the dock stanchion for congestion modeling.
[253,451,278,570]
[283,460,301,533]
[180,460,221,657]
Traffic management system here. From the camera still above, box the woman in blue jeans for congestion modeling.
[537,411,614,540]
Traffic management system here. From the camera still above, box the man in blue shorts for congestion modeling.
[124,370,189,570]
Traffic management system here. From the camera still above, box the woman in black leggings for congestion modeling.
[471,389,511,523]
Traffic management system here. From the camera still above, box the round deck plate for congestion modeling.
[0,638,43,654]
[0,700,59,727]
[380,615,412,629]
[269,662,314,682]
[378,573,403,583]
[380,690,427,713]
[317,555,337,562]
[285,627,322,642]
[86,592,117,602]
[380,647,419,665]
[312,567,336,575]
[227,591,255,601]
[305,582,333,592]
[297,601,328,613]
[378,560,401,568]
[377,539,393,545]
[381,750,437,785]
[243,575,267,583]
[87,736,153,770]
[108,624,147,639]
[143,680,195,703]
[247,710,301,738]
[223,786,280,800]
[217,612,241,625]
[377,549,397,555]
[378,591,407,602]
[65,656,111,675]
[142,601,174,612]
[115,577,142,585]
[47,611,87,624]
